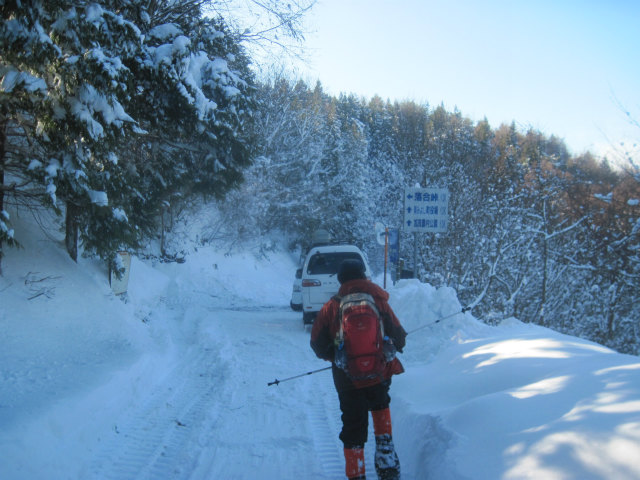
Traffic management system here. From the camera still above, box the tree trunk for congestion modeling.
[160,204,166,258]
[536,201,549,326]
[65,202,79,262]
[606,280,619,339]
[539,235,548,326]
[0,120,6,275]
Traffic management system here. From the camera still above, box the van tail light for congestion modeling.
[302,279,321,287]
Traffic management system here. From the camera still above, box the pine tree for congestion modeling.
[1,1,145,268]
[1,0,62,270]
[1,0,257,270]
[121,3,256,257]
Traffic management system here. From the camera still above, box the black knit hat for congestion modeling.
[338,259,366,284]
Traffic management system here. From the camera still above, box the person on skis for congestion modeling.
[310,259,407,480]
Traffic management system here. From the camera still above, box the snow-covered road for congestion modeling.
[88,305,380,480]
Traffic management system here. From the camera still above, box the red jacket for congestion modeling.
[310,278,407,390]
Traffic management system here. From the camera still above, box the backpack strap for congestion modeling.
[332,295,344,344]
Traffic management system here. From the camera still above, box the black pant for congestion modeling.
[337,380,391,449]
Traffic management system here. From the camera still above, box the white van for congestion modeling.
[301,244,371,325]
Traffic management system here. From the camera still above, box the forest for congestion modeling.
[1,1,639,354]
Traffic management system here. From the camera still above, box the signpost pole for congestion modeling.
[413,232,418,279]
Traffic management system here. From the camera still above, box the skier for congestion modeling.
[310,259,407,480]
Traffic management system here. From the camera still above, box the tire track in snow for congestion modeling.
[191,309,324,479]
[308,372,344,479]
[86,304,382,479]
[88,345,224,480]
[308,368,378,479]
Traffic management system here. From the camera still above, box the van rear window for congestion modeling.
[307,252,363,275]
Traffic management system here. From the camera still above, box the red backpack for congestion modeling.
[334,292,388,381]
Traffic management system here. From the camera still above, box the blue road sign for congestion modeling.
[403,187,449,233]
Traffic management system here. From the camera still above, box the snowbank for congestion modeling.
[388,281,640,479]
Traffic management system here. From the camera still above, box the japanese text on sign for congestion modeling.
[403,187,449,233]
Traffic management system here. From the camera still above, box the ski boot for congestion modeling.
[374,434,400,480]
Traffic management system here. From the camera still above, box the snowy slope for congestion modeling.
[1,210,639,480]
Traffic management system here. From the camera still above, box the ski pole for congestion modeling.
[406,306,471,335]
[268,306,471,386]
[268,366,332,386]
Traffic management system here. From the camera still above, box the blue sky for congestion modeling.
[293,0,640,159]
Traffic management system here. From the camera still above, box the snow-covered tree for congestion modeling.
[207,0,317,66]
[1,1,59,268]
[1,1,143,266]
[220,77,328,245]
[1,0,257,270]
[122,2,256,256]
[364,96,405,229]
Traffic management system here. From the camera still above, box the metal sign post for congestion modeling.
[375,222,389,288]
[375,223,400,288]
[413,232,419,279]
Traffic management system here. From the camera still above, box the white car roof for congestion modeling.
[307,244,363,254]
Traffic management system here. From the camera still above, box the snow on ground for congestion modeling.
[1,210,640,480]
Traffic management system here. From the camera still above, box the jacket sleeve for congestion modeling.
[310,301,336,361]
[381,304,407,353]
